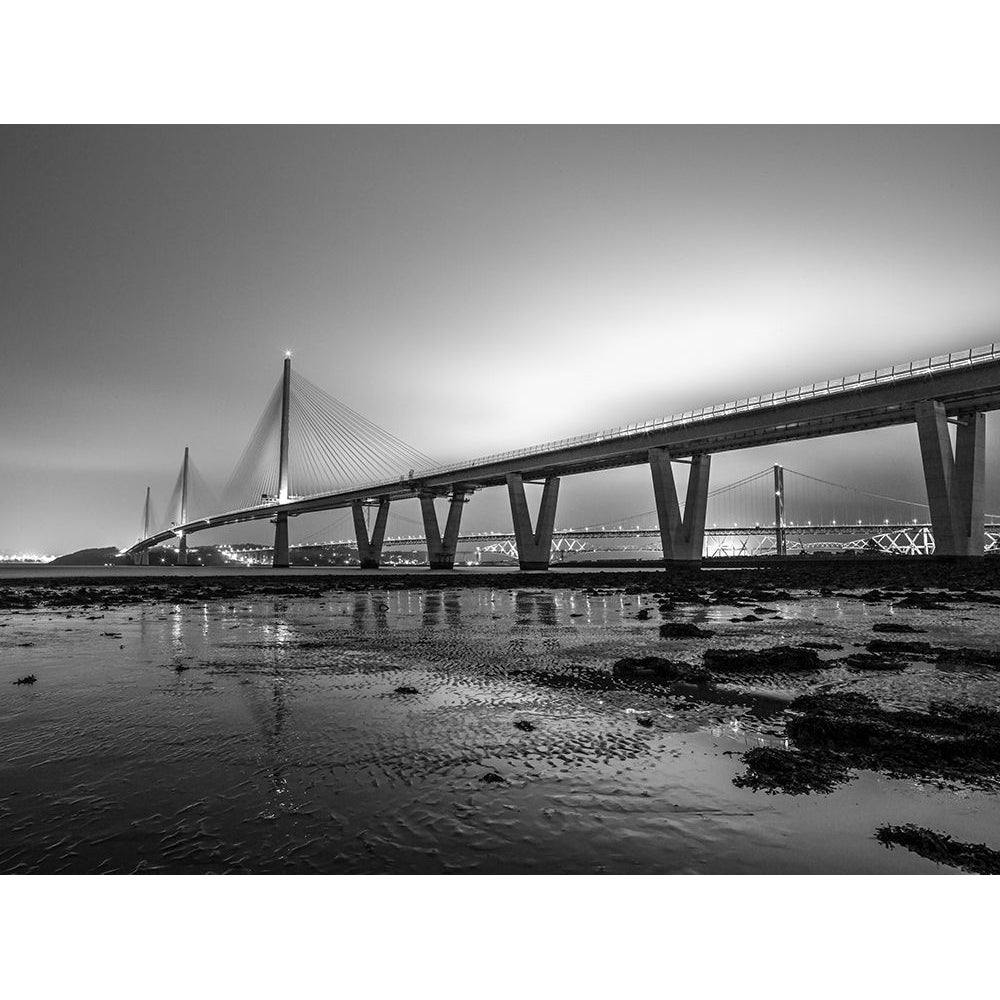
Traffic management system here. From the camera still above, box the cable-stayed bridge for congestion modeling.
[125,344,1000,569]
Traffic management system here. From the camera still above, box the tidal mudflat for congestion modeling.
[3,563,1000,874]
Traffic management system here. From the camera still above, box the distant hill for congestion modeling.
[50,547,130,566]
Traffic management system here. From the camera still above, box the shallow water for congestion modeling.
[3,585,1000,873]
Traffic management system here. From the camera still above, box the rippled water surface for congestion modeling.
[3,584,1000,873]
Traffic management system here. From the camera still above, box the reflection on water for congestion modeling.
[3,586,1000,874]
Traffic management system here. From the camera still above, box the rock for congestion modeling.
[842,652,907,672]
[872,622,925,634]
[659,622,714,639]
[612,656,712,686]
[935,647,1000,669]
[733,746,849,795]
[875,823,1000,875]
[892,593,951,611]
[635,608,651,620]
[13,674,37,685]
[866,639,934,656]
[703,645,821,673]
[479,772,505,784]
[394,685,419,695]
[636,716,654,728]
[513,720,536,732]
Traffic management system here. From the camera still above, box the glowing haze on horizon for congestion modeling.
[3,126,1000,554]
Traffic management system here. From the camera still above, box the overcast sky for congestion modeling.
[3,125,1000,553]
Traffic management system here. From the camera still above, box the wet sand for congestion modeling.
[3,562,1000,873]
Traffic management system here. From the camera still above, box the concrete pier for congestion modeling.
[272,513,289,567]
[353,499,390,569]
[420,491,468,569]
[649,448,711,563]
[915,400,985,556]
[506,473,560,570]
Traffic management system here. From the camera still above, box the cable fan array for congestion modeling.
[220,369,435,513]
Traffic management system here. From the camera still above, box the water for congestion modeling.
[3,582,1000,873]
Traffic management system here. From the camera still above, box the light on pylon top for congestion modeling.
[285,350,292,358]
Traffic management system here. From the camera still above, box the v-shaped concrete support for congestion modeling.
[915,400,985,556]
[352,499,390,569]
[506,474,560,570]
[420,491,468,569]
[649,448,711,563]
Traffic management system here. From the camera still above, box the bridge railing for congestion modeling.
[301,342,998,499]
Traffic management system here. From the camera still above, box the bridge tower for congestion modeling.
[773,464,787,557]
[273,354,292,568]
[134,486,151,566]
[915,401,986,557]
[177,446,190,566]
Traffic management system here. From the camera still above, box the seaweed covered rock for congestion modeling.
[787,693,1000,785]
[866,639,935,656]
[612,656,711,686]
[842,652,909,672]
[733,746,850,795]
[935,647,1000,669]
[659,622,714,639]
[735,695,1000,796]
[703,645,821,673]
[875,823,1000,875]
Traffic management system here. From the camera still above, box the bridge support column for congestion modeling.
[353,499,390,569]
[506,473,560,570]
[177,535,188,566]
[273,512,290,568]
[649,448,711,563]
[915,401,985,557]
[420,491,468,569]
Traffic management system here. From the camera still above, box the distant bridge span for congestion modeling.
[126,344,1000,568]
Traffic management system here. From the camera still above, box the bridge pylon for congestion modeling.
[134,486,151,566]
[649,448,711,563]
[353,499,390,569]
[273,355,292,568]
[915,400,986,556]
[420,491,468,569]
[773,464,787,557]
[176,447,190,566]
[506,473,560,570]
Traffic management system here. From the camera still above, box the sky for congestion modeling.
[3,125,1000,554]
